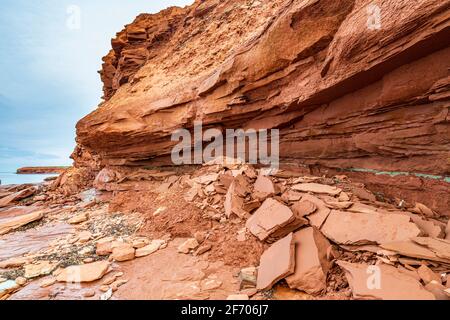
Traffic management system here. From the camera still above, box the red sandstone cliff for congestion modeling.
[74,0,450,213]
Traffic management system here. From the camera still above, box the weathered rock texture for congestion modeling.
[75,0,450,213]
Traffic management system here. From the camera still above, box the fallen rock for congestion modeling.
[192,173,219,185]
[291,200,317,217]
[381,240,449,264]
[281,190,303,202]
[56,261,110,283]
[401,212,445,238]
[239,267,257,289]
[83,289,96,298]
[256,233,295,290]
[78,231,92,243]
[291,183,341,196]
[412,237,450,260]
[132,237,150,248]
[285,227,331,294]
[0,210,45,235]
[39,278,57,288]
[0,257,31,269]
[224,180,247,218]
[111,244,135,262]
[425,281,449,300]
[68,212,89,224]
[111,279,128,291]
[0,187,36,208]
[321,210,421,245]
[417,265,441,285]
[300,195,331,229]
[178,238,199,254]
[96,237,115,256]
[135,240,166,257]
[411,203,436,217]
[246,198,301,242]
[24,261,58,279]
[337,261,435,300]
[254,175,277,196]
[194,244,212,256]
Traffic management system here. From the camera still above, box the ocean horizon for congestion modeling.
[0,172,58,186]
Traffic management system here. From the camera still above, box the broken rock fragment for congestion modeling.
[135,240,166,257]
[256,233,295,290]
[412,237,450,260]
[321,210,421,245]
[417,265,441,285]
[224,181,246,218]
[381,240,449,264]
[254,175,278,196]
[57,261,110,283]
[300,194,331,229]
[178,238,199,254]
[337,261,435,300]
[0,210,45,235]
[0,187,36,208]
[246,198,299,241]
[111,244,135,262]
[291,183,341,196]
[285,227,331,295]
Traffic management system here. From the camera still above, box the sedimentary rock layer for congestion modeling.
[75,0,450,213]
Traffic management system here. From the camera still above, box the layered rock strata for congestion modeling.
[74,0,450,213]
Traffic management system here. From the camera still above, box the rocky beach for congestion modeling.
[1,0,450,301]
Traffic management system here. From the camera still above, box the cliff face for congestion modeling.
[75,0,450,213]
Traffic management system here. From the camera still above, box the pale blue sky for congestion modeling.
[0,0,193,172]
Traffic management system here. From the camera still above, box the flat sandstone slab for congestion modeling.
[257,233,295,290]
[321,210,421,245]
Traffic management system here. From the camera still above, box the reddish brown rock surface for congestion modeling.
[72,0,450,215]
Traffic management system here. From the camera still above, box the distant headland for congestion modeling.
[16,166,70,175]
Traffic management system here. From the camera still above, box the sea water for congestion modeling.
[0,172,58,186]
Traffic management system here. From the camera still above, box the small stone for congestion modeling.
[425,281,449,300]
[111,279,128,291]
[24,261,58,279]
[178,238,199,254]
[39,278,56,288]
[239,267,257,289]
[194,231,207,244]
[111,244,135,262]
[236,228,247,242]
[100,285,110,292]
[132,238,150,249]
[57,261,110,283]
[78,231,92,243]
[83,289,96,298]
[96,238,114,256]
[83,258,94,263]
[102,275,117,286]
[135,240,165,257]
[418,265,441,285]
[15,277,27,286]
[195,244,212,256]
[68,212,89,224]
